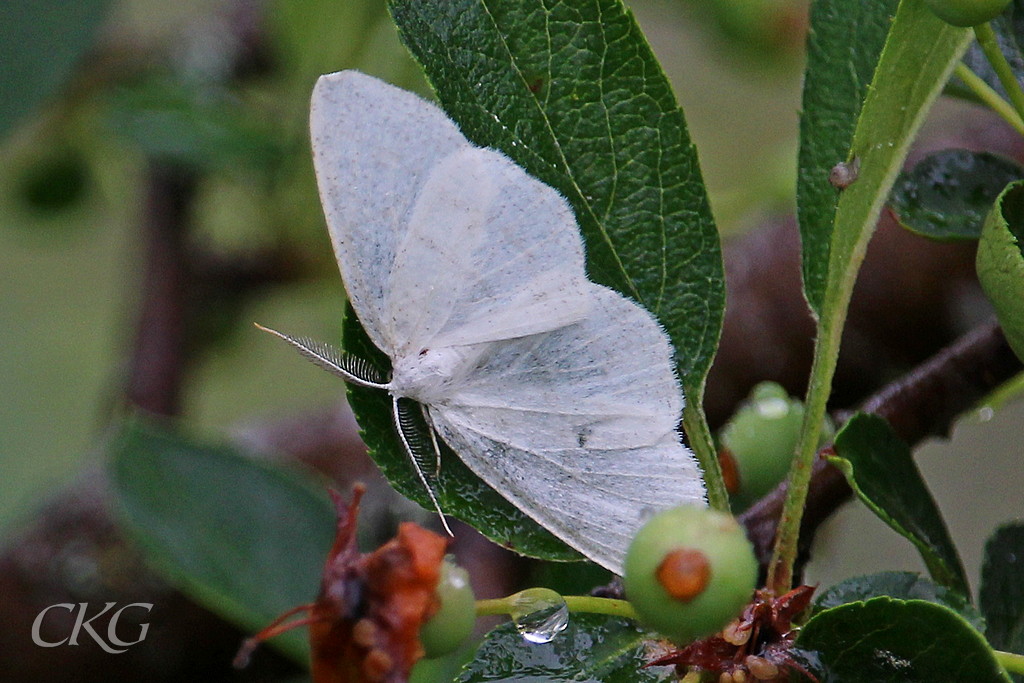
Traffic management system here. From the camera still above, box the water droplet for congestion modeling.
[872,648,912,671]
[509,588,569,644]
[754,396,790,419]
[978,405,995,422]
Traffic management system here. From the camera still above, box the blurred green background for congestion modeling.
[1,0,1018,605]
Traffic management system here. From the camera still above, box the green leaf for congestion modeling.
[798,597,1011,682]
[820,2,969,317]
[815,571,984,630]
[387,0,723,402]
[0,0,110,138]
[807,0,970,317]
[108,417,337,662]
[981,523,1024,655]
[457,614,670,683]
[977,180,1024,364]
[830,413,969,595]
[890,150,1024,240]
[105,75,284,171]
[796,0,900,316]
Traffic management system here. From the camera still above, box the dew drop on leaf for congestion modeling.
[509,588,569,644]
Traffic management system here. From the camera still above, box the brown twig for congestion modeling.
[124,163,195,416]
[123,169,311,417]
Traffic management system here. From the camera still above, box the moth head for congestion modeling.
[389,346,468,403]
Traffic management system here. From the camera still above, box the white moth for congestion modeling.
[264,70,706,575]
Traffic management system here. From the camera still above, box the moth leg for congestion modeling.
[393,396,454,536]
[420,403,443,477]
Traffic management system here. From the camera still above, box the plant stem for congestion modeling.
[765,311,843,594]
[954,62,1024,135]
[476,595,638,620]
[974,22,1024,127]
[565,596,638,619]
[683,400,730,512]
[996,649,1024,675]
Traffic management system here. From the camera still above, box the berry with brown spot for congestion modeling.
[623,505,757,643]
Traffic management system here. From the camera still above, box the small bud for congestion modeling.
[924,0,1012,27]
[722,618,752,646]
[745,655,780,680]
[419,559,476,658]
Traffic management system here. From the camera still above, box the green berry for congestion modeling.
[720,382,833,511]
[924,0,1011,27]
[419,560,475,658]
[624,506,757,643]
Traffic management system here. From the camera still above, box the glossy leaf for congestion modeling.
[815,571,984,630]
[977,180,1024,363]
[108,417,337,662]
[798,597,1011,682]
[890,149,1024,240]
[457,614,670,683]
[386,0,729,512]
[981,523,1024,655]
[830,413,969,595]
[0,0,110,138]
[387,0,723,399]
[796,0,899,316]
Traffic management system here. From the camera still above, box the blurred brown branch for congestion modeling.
[124,163,194,416]
[123,164,310,417]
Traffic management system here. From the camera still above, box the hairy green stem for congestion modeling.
[683,399,730,512]
[996,649,1024,675]
[476,595,638,620]
[954,62,1024,135]
[765,309,845,594]
[974,22,1024,127]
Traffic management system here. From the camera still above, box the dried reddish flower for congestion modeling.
[649,585,818,682]
[235,485,449,683]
